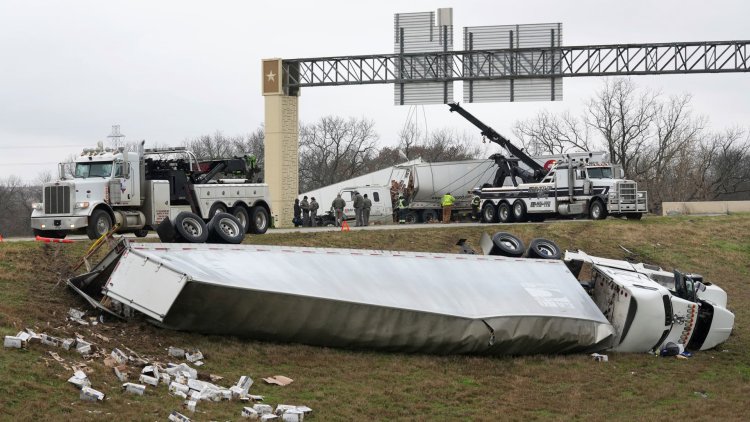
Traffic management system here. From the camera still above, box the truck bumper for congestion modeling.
[31,216,88,230]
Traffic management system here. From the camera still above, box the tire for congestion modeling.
[498,202,514,224]
[489,232,525,257]
[173,212,209,243]
[249,206,270,234]
[404,211,419,224]
[626,213,643,220]
[133,229,149,238]
[527,238,562,260]
[207,212,245,244]
[208,202,228,218]
[87,209,112,240]
[230,206,250,233]
[156,217,177,243]
[421,209,439,223]
[481,202,498,223]
[33,229,67,239]
[512,200,528,222]
[589,200,608,220]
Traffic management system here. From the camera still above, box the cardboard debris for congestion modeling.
[184,399,197,413]
[275,405,297,415]
[168,410,191,422]
[249,394,265,402]
[169,347,186,358]
[193,361,204,367]
[280,410,304,422]
[209,374,224,383]
[62,338,76,350]
[139,374,159,387]
[24,329,41,344]
[253,404,274,415]
[111,348,128,365]
[263,375,293,386]
[296,406,312,415]
[185,350,203,363]
[80,386,105,401]
[114,365,129,382]
[68,308,86,320]
[4,336,23,349]
[165,363,197,380]
[230,375,254,399]
[41,334,63,348]
[260,415,279,421]
[169,381,190,396]
[103,356,117,368]
[76,340,92,355]
[15,331,31,343]
[48,351,65,363]
[161,372,172,385]
[122,382,146,396]
[68,370,91,389]
[173,390,188,399]
[93,333,110,343]
[591,353,609,362]
[242,407,259,418]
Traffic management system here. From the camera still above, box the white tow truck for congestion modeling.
[31,143,272,240]
[448,103,648,223]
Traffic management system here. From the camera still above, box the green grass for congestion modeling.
[1,214,749,420]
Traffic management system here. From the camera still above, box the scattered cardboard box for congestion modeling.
[260,415,278,421]
[122,382,146,396]
[242,406,259,419]
[4,336,23,349]
[80,386,105,401]
[253,404,273,415]
[139,374,159,387]
[68,370,91,389]
[280,410,304,422]
[168,410,191,422]
[185,350,203,363]
[169,347,186,358]
[263,376,293,386]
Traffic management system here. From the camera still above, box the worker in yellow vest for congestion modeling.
[441,192,456,224]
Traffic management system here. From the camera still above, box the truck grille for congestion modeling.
[44,185,71,214]
[617,182,637,204]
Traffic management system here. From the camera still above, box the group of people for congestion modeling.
[293,196,319,227]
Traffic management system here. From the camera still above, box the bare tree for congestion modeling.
[397,127,484,163]
[586,78,659,176]
[514,110,591,155]
[0,176,35,237]
[298,116,379,192]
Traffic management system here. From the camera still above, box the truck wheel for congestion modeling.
[589,200,608,220]
[87,209,112,240]
[207,212,245,244]
[498,202,514,223]
[174,212,209,243]
[249,206,270,234]
[404,211,418,224]
[481,202,498,223]
[626,213,643,220]
[230,206,250,233]
[421,209,439,223]
[133,229,149,238]
[512,200,528,222]
[209,202,227,218]
[490,232,525,257]
[527,238,562,260]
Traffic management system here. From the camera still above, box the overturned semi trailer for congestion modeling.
[70,239,614,355]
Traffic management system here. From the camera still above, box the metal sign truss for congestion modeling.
[282,41,750,89]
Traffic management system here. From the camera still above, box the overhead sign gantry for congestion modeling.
[263,8,750,227]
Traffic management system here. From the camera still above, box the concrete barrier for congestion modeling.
[661,201,750,216]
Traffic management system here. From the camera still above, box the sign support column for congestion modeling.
[262,58,299,228]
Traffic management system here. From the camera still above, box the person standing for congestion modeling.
[471,194,481,221]
[441,192,456,224]
[309,197,319,227]
[300,196,310,227]
[362,194,372,226]
[353,191,364,227]
[396,195,407,224]
[293,198,302,227]
[332,193,346,227]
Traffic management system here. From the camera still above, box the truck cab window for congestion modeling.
[75,162,113,178]
[587,167,613,179]
[373,192,380,202]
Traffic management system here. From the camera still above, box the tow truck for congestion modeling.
[448,103,648,222]
[31,142,271,240]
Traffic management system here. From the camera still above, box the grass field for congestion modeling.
[1,215,749,421]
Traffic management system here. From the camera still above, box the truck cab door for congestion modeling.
[340,190,355,220]
[367,188,388,221]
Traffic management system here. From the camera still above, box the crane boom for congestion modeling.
[447,102,544,174]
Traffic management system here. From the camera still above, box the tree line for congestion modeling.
[1,77,748,236]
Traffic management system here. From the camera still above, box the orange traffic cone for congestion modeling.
[341,220,350,232]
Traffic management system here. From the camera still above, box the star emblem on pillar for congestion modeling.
[266,70,276,82]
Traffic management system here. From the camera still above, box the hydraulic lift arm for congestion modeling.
[448,102,545,175]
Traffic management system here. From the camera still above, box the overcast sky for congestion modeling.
[1,0,749,181]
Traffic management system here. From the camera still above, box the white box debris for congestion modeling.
[139,374,159,387]
[242,407,259,419]
[76,340,92,355]
[122,382,146,395]
[169,346,186,358]
[165,363,197,380]
[281,410,304,422]
[15,331,31,343]
[253,404,274,415]
[62,338,76,350]
[170,381,190,395]
[67,370,91,389]
[41,334,62,347]
[185,350,203,363]
[260,415,278,421]
[114,365,129,382]
[184,399,197,413]
[111,348,128,365]
[168,410,191,422]
[4,336,23,349]
[80,386,105,401]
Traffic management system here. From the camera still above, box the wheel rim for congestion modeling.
[536,243,556,256]
[235,211,247,230]
[499,206,508,221]
[500,238,519,249]
[182,217,203,236]
[213,205,227,216]
[592,203,601,219]
[255,212,267,231]
[514,203,523,217]
[219,218,239,237]
[96,216,110,235]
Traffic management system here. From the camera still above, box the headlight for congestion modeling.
[608,192,617,199]
[75,201,90,209]
[32,203,43,210]
[637,192,645,198]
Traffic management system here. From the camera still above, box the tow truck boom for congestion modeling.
[448,102,544,175]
